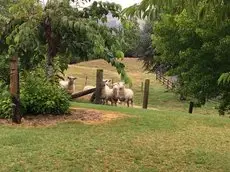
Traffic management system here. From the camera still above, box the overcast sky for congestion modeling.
[43,0,141,9]
[93,0,141,8]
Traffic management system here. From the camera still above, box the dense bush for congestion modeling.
[0,54,10,85]
[20,69,70,115]
[0,82,12,119]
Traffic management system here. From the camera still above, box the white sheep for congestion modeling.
[117,82,134,107]
[111,83,120,106]
[59,76,77,94]
[100,80,120,106]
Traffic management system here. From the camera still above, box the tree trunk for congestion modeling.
[44,16,58,78]
[10,56,21,124]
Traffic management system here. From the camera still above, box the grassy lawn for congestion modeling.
[0,102,230,171]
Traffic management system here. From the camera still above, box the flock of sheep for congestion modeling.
[59,76,134,107]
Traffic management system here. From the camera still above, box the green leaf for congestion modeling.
[14,34,20,44]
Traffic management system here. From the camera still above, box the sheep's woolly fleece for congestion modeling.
[0,108,131,127]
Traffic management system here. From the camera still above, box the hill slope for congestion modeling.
[65,58,218,115]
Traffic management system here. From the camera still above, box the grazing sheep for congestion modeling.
[59,76,77,94]
[117,82,134,107]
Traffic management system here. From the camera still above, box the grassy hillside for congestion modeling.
[0,103,229,172]
[65,58,218,116]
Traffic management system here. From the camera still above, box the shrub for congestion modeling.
[0,82,12,119]
[20,69,70,115]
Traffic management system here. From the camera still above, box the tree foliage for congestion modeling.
[125,0,230,113]
[0,0,132,84]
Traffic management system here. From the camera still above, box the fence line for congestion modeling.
[156,71,174,89]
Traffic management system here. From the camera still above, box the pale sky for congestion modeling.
[43,0,141,9]
[96,0,141,8]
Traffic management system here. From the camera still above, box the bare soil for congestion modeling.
[0,108,129,127]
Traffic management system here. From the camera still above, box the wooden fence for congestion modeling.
[156,71,174,89]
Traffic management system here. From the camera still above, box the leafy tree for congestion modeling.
[136,21,155,71]
[125,0,230,113]
[1,0,131,82]
[118,18,140,57]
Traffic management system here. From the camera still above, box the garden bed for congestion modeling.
[0,107,128,127]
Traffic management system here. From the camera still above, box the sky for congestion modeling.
[43,0,141,9]
[92,0,141,8]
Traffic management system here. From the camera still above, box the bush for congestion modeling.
[20,69,70,115]
[0,82,12,119]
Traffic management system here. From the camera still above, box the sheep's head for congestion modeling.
[67,76,77,85]
[103,79,112,87]
[118,82,125,91]
[112,83,120,98]
[101,81,106,87]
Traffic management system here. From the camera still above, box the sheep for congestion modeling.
[100,80,120,106]
[103,79,112,88]
[101,81,114,105]
[117,82,134,107]
[111,83,120,106]
[59,76,77,94]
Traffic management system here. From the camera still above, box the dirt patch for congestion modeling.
[0,108,129,127]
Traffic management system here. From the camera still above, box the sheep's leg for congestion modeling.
[105,99,109,105]
[111,99,116,106]
[130,99,134,107]
[101,98,105,105]
[127,99,130,107]
[114,100,117,106]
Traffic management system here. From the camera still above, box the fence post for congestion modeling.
[143,79,150,109]
[10,56,21,124]
[141,82,143,92]
[95,69,103,104]
[85,76,88,86]
[189,102,194,114]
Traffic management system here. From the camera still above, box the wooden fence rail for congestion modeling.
[156,71,174,89]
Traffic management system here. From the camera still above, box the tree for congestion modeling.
[124,0,230,113]
[136,21,155,71]
[0,0,134,123]
[1,0,131,81]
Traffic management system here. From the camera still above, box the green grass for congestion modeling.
[1,102,230,171]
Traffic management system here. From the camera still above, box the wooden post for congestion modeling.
[141,82,143,92]
[143,79,150,109]
[189,102,194,114]
[95,69,103,104]
[10,56,21,124]
[85,76,88,86]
